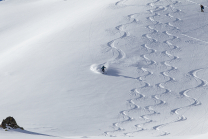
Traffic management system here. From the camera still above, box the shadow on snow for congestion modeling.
[14,129,57,137]
[106,68,136,79]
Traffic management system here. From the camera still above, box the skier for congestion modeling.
[200,5,204,12]
[101,66,106,73]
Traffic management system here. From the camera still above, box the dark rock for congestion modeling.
[0,116,24,130]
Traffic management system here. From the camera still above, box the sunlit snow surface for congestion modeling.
[1,0,208,138]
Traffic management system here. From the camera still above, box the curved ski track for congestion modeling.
[106,24,128,64]
[142,0,207,136]
[104,0,208,137]
[115,0,127,6]
[172,69,208,117]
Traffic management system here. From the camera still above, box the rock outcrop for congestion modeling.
[0,116,24,130]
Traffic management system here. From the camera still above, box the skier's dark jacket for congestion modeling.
[101,66,106,70]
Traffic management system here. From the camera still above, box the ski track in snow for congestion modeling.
[104,0,208,137]
[143,0,207,136]
[90,0,129,74]
[186,0,208,8]
[144,0,208,136]
[172,69,208,116]
[115,0,127,6]
[138,1,179,136]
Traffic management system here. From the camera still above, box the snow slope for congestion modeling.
[1,0,208,138]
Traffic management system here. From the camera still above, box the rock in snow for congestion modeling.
[1,116,24,130]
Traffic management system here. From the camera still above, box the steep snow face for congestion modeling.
[1,0,208,139]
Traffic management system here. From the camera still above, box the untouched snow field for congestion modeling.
[1,0,208,138]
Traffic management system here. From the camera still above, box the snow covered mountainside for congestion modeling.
[1,0,208,138]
